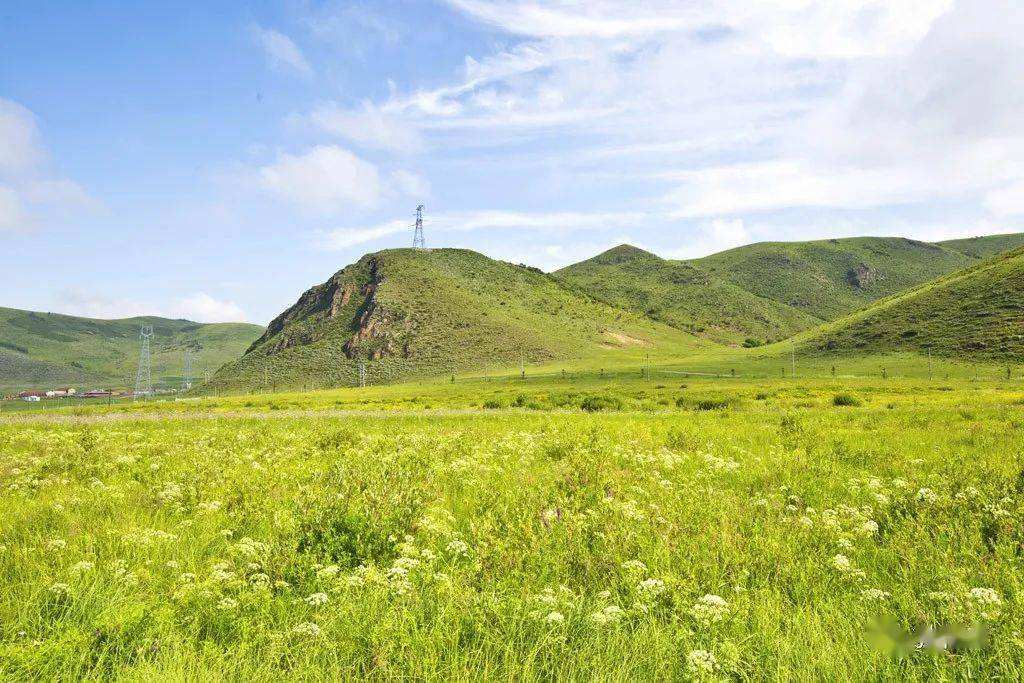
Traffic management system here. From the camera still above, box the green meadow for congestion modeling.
[2,353,1023,680]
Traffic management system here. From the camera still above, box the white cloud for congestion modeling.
[55,289,249,323]
[315,209,648,250]
[390,170,430,198]
[0,186,27,230]
[986,182,1024,217]
[23,179,96,207]
[250,25,313,78]
[258,145,383,213]
[0,98,42,177]
[173,293,248,323]
[308,102,424,152]
[0,98,98,228]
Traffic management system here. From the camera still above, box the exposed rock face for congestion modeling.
[847,264,878,289]
[246,255,413,362]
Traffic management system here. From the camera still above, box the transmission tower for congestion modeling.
[182,347,194,392]
[134,325,153,397]
[358,361,367,387]
[412,204,426,249]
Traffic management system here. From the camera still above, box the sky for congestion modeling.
[2,0,1023,325]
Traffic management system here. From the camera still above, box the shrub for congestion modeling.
[676,395,736,411]
[832,393,861,407]
[580,395,622,412]
[482,399,504,410]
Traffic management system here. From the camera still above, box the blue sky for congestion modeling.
[2,1,1023,324]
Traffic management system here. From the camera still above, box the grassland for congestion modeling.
[799,246,1024,361]
[2,368,1024,680]
[556,234,1024,345]
[207,248,703,394]
[0,307,263,392]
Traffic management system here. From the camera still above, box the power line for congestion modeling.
[412,204,426,249]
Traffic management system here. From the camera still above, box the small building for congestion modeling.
[18,390,46,399]
[81,390,111,399]
[21,395,41,402]
[45,387,76,397]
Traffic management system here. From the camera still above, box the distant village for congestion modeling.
[4,387,147,402]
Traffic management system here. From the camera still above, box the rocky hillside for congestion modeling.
[206,248,701,392]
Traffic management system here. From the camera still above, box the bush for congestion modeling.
[676,395,736,411]
[832,393,861,407]
[742,338,763,348]
[580,395,623,412]
[482,399,504,410]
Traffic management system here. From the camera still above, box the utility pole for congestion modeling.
[412,205,426,249]
[358,361,367,388]
[791,342,796,379]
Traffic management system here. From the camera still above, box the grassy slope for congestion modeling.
[207,248,703,392]
[0,307,263,391]
[795,245,1024,360]
[556,233,1024,344]
[551,245,818,343]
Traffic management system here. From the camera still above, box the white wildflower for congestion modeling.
[637,578,666,597]
[291,622,322,637]
[446,539,470,556]
[860,588,890,601]
[216,597,238,611]
[686,650,718,676]
[857,520,879,536]
[305,592,329,607]
[690,594,729,625]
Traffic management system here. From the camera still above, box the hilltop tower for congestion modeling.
[413,204,426,249]
[134,325,153,396]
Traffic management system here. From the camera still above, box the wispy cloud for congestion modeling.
[315,209,650,250]
[250,25,313,78]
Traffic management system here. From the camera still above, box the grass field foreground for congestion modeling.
[2,381,1023,679]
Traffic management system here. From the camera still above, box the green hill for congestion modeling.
[205,248,703,392]
[556,233,1024,344]
[0,308,263,392]
[552,244,818,343]
[797,246,1024,360]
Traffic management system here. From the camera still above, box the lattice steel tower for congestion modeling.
[134,325,153,396]
[412,204,426,249]
[182,347,194,391]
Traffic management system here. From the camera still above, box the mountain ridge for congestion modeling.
[0,307,263,391]
[555,232,1024,344]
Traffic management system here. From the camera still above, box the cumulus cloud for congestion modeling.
[0,97,97,229]
[250,25,313,78]
[173,293,248,323]
[0,99,43,176]
[56,289,249,323]
[258,145,383,213]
